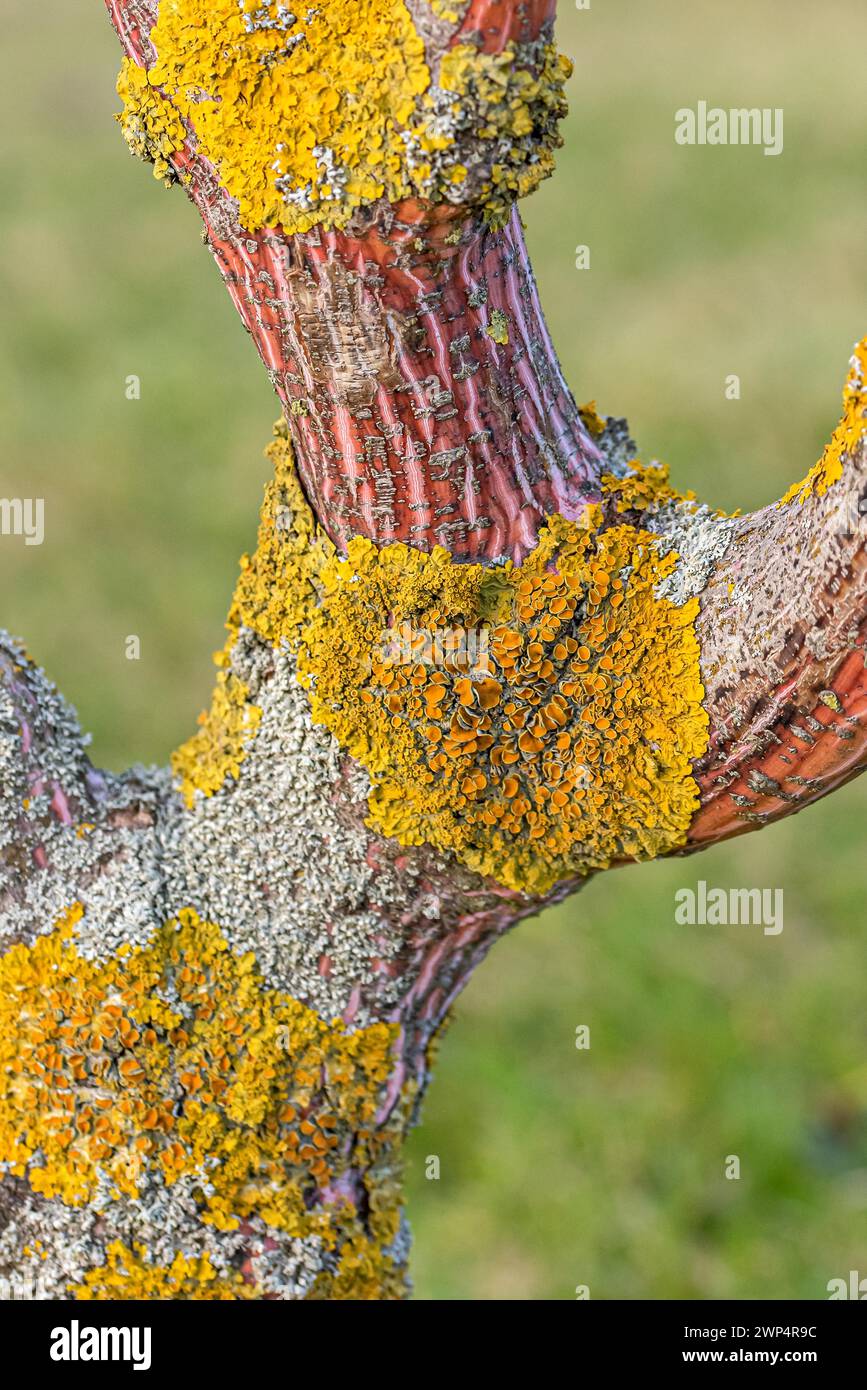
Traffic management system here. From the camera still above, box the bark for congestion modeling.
[0,0,864,1299]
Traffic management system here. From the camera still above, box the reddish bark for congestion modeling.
[206,203,603,560]
[0,0,859,1302]
[106,0,600,562]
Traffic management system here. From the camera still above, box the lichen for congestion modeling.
[429,40,571,225]
[118,2,570,234]
[780,338,867,505]
[295,515,706,893]
[486,307,510,345]
[597,458,737,606]
[428,0,464,20]
[578,400,608,440]
[171,654,262,806]
[71,1242,257,1300]
[115,56,187,185]
[228,427,335,645]
[175,429,707,893]
[0,902,408,1297]
[169,426,331,806]
[601,459,695,514]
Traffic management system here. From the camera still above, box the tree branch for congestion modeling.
[690,351,867,844]
[0,0,864,1300]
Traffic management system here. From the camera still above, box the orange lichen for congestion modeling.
[0,904,402,1261]
[174,430,707,893]
[294,511,706,892]
[781,338,867,505]
[174,429,709,890]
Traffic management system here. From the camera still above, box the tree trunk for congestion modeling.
[0,0,865,1299]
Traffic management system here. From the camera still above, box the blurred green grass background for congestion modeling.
[2,0,866,1299]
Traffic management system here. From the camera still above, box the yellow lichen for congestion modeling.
[293,512,706,892]
[171,424,333,804]
[175,429,707,892]
[307,1224,406,1300]
[144,0,430,234]
[71,1242,257,1301]
[578,400,608,439]
[118,3,570,233]
[171,652,262,806]
[229,425,335,644]
[429,0,463,21]
[486,308,510,345]
[73,1227,408,1300]
[781,338,867,505]
[601,459,696,513]
[115,56,186,184]
[435,41,572,224]
[0,904,401,1251]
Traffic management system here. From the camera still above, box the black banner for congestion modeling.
[0,1296,863,1377]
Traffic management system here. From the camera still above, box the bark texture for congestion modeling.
[0,0,865,1299]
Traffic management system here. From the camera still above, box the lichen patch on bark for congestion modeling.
[780,340,867,506]
[0,903,410,1299]
[116,0,571,233]
[179,429,708,894]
